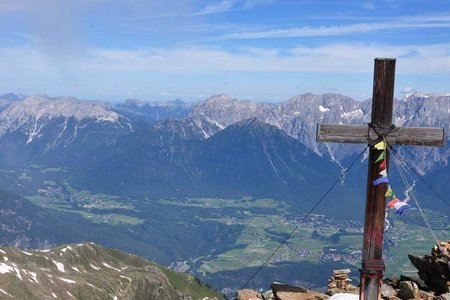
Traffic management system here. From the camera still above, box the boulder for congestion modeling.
[262,290,275,300]
[381,283,397,299]
[418,290,435,300]
[237,289,263,300]
[408,240,450,295]
[397,281,419,300]
[408,254,449,294]
[434,293,450,300]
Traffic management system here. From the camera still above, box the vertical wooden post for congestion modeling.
[360,58,396,300]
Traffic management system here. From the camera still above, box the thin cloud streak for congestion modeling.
[129,0,275,19]
[222,19,450,39]
[1,43,450,74]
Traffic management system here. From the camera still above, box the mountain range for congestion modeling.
[0,241,222,299]
[0,92,448,203]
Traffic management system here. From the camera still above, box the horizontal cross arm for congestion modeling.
[316,124,445,147]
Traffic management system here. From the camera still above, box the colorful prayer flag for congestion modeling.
[375,151,385,163]
[387,198,400,208]
[396,204,411,215]
[393,201,407,209]
[385,186,393,197]
[373,177,389,185]
[380,160,387,170]
[379,169,388,177]
[374,140,386,150]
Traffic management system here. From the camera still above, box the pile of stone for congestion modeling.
[408,240,450,296]
[326,269,357,295]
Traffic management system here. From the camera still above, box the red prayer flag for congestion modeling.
[380,159,386,170]
[387,198,400,208]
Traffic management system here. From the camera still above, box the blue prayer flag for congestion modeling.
[373,177,389,186]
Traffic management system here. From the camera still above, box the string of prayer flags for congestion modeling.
[372,139,411,216]
[373,139,389,186]
[373,177,389,185]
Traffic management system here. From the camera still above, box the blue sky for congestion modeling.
[1,0,450,102]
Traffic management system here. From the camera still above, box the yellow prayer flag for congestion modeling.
[385,186,393,197]
[374,140,386,150]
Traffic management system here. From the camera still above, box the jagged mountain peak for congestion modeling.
[191,95,275,129]
[2,96,120,124]
[0,92,24,102]
[286,93,359,107]
[203,94,233,103]
[0,96,132,159]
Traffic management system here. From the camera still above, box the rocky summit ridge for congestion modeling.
[0,242,222,300]
[235,241,450,300]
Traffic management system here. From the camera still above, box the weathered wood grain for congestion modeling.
[316,124,445,147]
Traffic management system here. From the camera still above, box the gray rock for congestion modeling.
[397,281,419,300]
[381,283,397,299]
[262,290,275,300]
[409,254,450,294]
[434,292,450,300]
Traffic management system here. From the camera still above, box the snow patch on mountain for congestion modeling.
[319,105,330,112]
[341,109,363,120]
[0,288,12,297]
[52,260,65,273]
[59,277,76,284]
[0,263,13,274]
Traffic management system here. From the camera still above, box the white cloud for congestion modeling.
[1,43,450,75]
[0,2,24,14]
[197,0,236,15]
[362,2,376,10]
[242,0,276,9]
[221,19,450,39]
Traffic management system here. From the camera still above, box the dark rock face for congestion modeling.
[408,254,449,294]
[408,240,450,295]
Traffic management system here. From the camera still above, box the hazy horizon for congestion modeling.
[1,1,450,102]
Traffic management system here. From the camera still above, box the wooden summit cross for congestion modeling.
[316,58,445,300]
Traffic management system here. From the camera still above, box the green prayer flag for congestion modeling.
[375,151,385,163]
